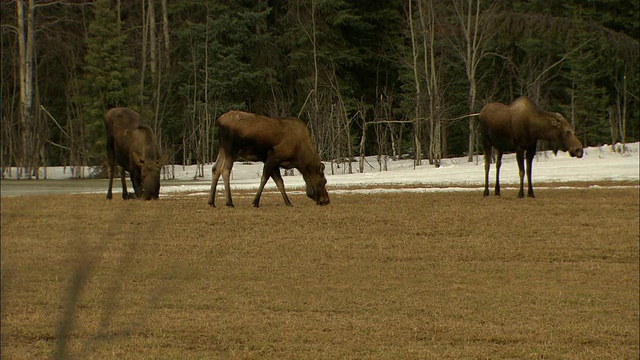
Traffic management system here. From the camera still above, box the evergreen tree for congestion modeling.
[562,7,611,146]
[167,0,273,166]
[79,0,138,165]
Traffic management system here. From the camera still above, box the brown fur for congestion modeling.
[208,111,330,207]
[479,96,583,198]
[104,108,166,200]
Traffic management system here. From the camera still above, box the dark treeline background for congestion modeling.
[2,0,638,179]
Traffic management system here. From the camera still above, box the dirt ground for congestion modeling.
[1,186,638,359]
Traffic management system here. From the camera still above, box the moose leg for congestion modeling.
[516,151,526,198]
[119,167,128,199]
[253,166,272,208]
[130,172,143,199]
[219,157,236,207]
[270,169,293,207]
[483,146,492,196]
[208,162,221,207]
[119,167,132,200]
[106,151,115,200]
[525,148,536,198]
[253,158,280,208]
[494,151,503,196]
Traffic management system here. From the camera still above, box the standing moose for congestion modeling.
[208,111,330,208]
[104,107,166,200]
[479,96,584,198]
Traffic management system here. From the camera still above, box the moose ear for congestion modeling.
[319,163,325,174]
[550,116,562,129]
[550,113,567,128]
[133,152,145,167]
[157,155,168,169]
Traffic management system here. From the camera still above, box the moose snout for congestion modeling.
[316,192,330,206]
[570,147,584,158]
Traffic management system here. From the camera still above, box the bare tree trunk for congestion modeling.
[203,3,211,167]
[149,0,157,76]
[608,107,617,146]
[451,0,493,162]
[162,0,170,67]
[16,0,37,179]
[617,69,627,148]
[140,0,148,105]
[310,0,319,126]
[357,100,367,174]
[418,0,440,167]
[408,0,422,167]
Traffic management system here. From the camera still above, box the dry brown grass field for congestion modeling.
[1,185,638,359]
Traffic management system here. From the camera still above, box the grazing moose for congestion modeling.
[104,107,166,200]
[479,96,583,198]
[208,111,330,208]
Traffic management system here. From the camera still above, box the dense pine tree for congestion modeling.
[79,0,138,165]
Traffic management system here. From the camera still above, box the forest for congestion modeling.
[2,0,639,179]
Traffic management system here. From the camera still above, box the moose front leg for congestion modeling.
[253,159,282,208]
[119,167,132,199]
[494,150,503,196]
[525,148,536,198]
[270,169,293,207]
[253,169,271,208]
[130,172,143,199]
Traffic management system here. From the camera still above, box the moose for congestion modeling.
[104,107,166,200]
[479,96,584,198]
[208,111,330,208]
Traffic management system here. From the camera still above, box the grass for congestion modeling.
[1,185,638,359]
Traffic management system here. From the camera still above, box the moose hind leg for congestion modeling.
[516,151,526,198]
[208,163,221,207]
[220,159,235,207]
[483,148,491,196]
[107,160,115,200]
[106,145,116,199]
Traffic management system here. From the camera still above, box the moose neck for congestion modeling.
[294,145,322,179]
[529,111,559,142]
[297,164,316,181]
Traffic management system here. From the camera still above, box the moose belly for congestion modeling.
[486,133,516,152]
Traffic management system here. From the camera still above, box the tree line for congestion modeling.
[2,0,638,179]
